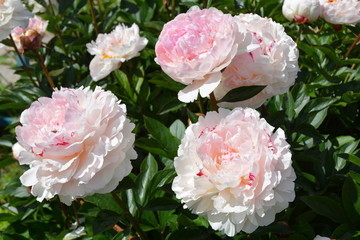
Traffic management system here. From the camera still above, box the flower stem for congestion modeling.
[89,0,99,35]
[296,24,303,45]
[33,49,56,89]
[203,0,207,8]
[9,35,38,87]
[111,192,148,240]
[210,92,219,112]
[344,33,360,59]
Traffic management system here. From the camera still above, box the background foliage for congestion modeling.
[0,0,359,239]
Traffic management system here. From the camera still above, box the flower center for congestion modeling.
[102,53,117,59]
[326,0,336,2]
[0,0,5,4]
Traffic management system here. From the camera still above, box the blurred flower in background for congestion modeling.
[11,16,48,53]
[87,23,148,81]
[282,0,321,24]
[172,107,296,236]
[0,0,32,41]
[319,0,360,25]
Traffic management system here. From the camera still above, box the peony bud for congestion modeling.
[282,0,321,24]
[19,29,41,51]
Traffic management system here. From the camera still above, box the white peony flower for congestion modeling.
[172,107,296,236]
[12,142,25,160]
[214,14,299,108]
[15,86,137,205]
[314,235,331,240]
[0,0,32,41]
[282,0,321,24]
[86,23,148,81]
[319,0,360,25]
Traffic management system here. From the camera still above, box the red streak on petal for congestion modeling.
[196,169,207,177]
[249,52,254,62]
[294,16,308,24]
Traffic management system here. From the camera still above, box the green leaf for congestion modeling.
[338,153,360,167]
[93,210,121,235]
[84,193,123,214]
[342,177,360,227]
[136,138,170,158]
[217,85,266,103]
[169,120,186,140]
[166,228,212,240]
[135,154,158,205]
[144,116,181,158]
[349,171,360,184]
[113,175,136,192]
[147,169,176,197]
[144,197,181,211]
[301,196,347,223]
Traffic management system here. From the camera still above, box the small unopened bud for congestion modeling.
[20,29,42,51]
[282,0,321,24]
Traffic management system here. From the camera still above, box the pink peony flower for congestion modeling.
[172,107,296,236]
[10,16,48,53]
[282,0,321,24]
[319,0,360,25]
[214,14,299,108]
[86,23,148,81]
[0,0,32,41]
[15,86,137,205]
[155,6,251,103]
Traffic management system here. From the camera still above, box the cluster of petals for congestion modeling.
[172,107,296,236]
[282,0,321,24]
[155,6,254,103]
[86,23,148,81]
[15,86,137,205]
[214,14,299,108]
[0,0,32,41]
[11,16,48,53]
[319,0,360,25]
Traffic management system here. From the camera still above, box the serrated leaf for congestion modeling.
[217,85,266,103]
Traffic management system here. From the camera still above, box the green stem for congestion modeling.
[296,24,303,45]
[9,34,38,87]
[209,92,218,112]
[33,49,56,89]
[111,192,148,240]
[89,0,99,35]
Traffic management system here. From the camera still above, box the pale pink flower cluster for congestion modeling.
[172,108,296,236]
[156,6,299,106]
[319,0,360,25]
[15,87,137,205]
[87,23,148,81]
[11,16,48,53]
[282,0,321,24]
[215,14,299,108]
[0,0,32,41]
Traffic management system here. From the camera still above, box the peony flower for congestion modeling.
[12,142,25,160]
[172,107,296,236]
[86,23,148,81]
[282,0,321,24]
[155,6,252,103]
[214,14,299,108]
[0,0,32,41]
[314,235,332,240]
[11,16,48,53]
[319,0,360,25]
[15,86,137,205]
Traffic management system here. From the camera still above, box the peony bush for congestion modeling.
[0,0,359,240]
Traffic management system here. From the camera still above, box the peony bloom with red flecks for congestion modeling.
[15,86,137,205]
[172,107,296,236]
